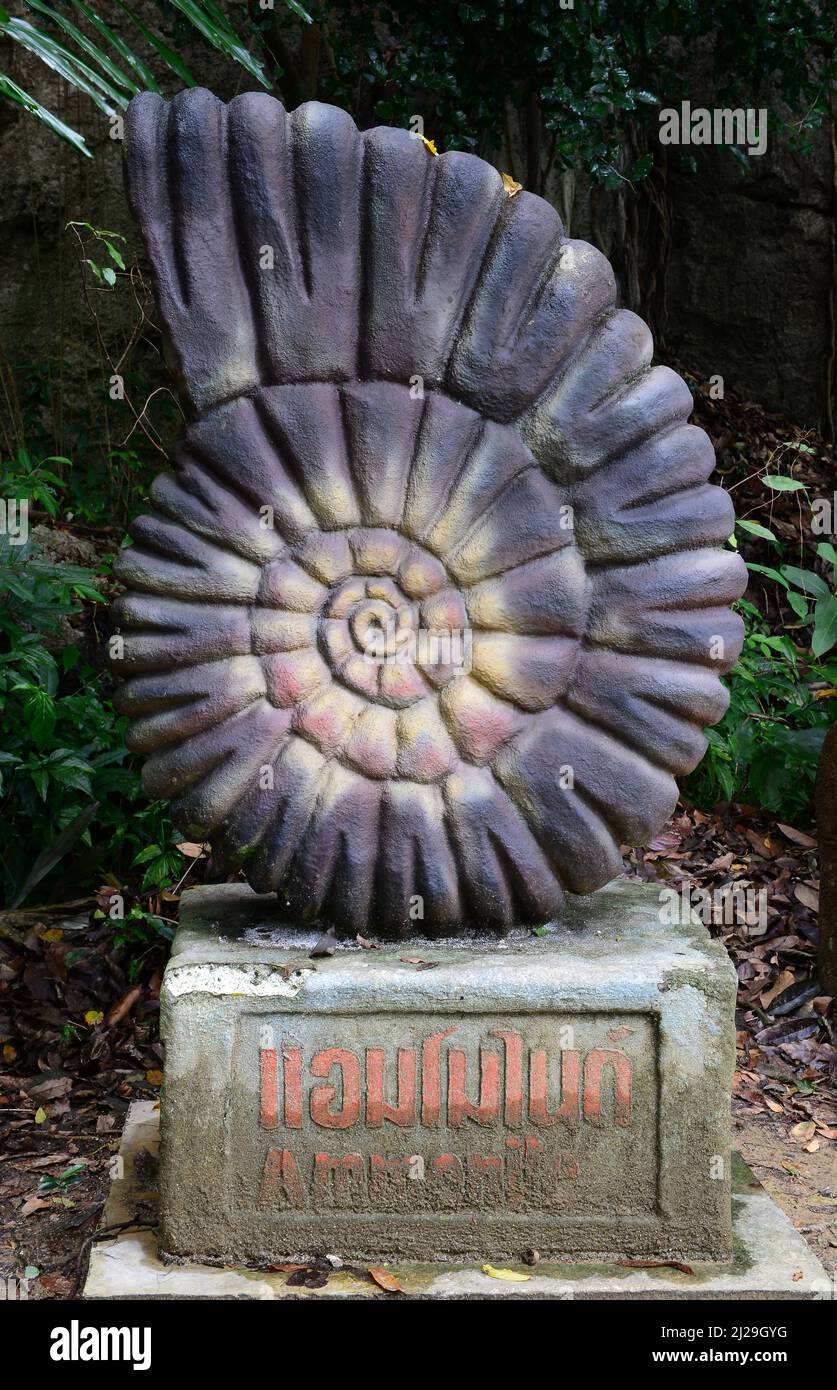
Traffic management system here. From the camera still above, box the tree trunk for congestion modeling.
[816,721,837,998]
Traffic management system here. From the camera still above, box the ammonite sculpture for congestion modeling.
[112,89,746,935]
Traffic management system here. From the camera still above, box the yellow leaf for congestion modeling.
[815,688,837,700]
[419,135,438,156]
[42,928,63,942]
[34,1107,46,1124]
[84,1010,104,1027]
[2,1043,16,1062]
[501,172,522,197]
[146,1069,164,1087]
[482,1264,531,1282]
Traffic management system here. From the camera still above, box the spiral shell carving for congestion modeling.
[112,90,746,935]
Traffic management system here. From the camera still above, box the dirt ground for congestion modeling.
[734,1113,837,1278]
[1,802,835,1297]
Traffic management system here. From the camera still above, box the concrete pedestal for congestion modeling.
[83,1102,834,1299]
[157,881,738,1264]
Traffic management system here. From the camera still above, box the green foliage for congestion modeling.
[93,901,175,949]
[684,597,833,821]
[66,220,126,286]
[38,1161,87,1191]
[685,508,837,822]
[0,0,277,154]
[1,1,833,186]
[0,452,179,906]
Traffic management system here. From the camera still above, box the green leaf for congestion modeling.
[132,843,163,865]
[736,518,778,544]
[23,686,57,746]
[168,0,271,89]
[11,801,100,908]
[745,562,789,589]
[629,151,653,180]
[0,15,125,113]
[0,71,91,155]
[66,0,162,93]
[786,589,809,620]
[283,0,314,20]
[812,595,837,658]
[25,0,138,97]
[779,440,816,455]
[816,542,837,569]
[781,566,830,598]
[111,0,197,87]
[763,474,808,492]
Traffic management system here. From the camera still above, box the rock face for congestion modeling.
[112,89,746,935]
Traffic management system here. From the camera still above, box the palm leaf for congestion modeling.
[110,0,197,87]
[25,0,139,96]
[0,70,91,155]
[0,0,285,152]
[67,0,162,94]
[167,0,270,89]
[0,13,125,113]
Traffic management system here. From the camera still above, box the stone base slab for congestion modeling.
[156,881,737,1263]
[84,1102,833,1300]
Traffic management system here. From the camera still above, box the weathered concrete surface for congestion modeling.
[85,1101,833,1299]
[157,881,737,1264]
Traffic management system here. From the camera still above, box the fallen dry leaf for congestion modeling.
[145,1069,163,1087]
[368,1266,404,1293]
[106,985,143,1028]
[777,823,817,848]
[790,1120,817,1142]
[310,928,338,958]
[175,842,207,858]
[760,969,795,1010]
[501,172,522,196]
[20,1196,49,1217]
[793,883,819,912]
[38,1273,73,1297]
[482,1264,531,1282]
